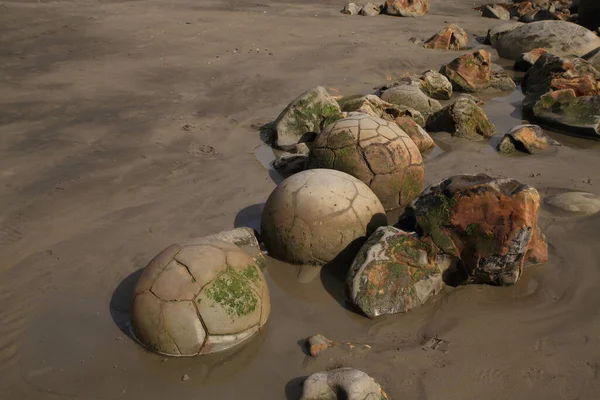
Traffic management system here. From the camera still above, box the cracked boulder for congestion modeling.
[426,96,496,141]
[424,24,469,51]
[347,226,445,318]
[308,114,425,210]
[405,174,548,286]
[131,239,270,356]
[300,368,389,400]
[261,169,387,265]
[274,86,342,150]
[383,0,428,17]
[497,124,561,154]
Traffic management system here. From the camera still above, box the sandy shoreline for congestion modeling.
[2,0,600,399]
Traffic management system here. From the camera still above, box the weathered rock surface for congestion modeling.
[347,226,444,318]
[394,116,436,153]
[440,50,494,93]
[308,114,425,210]
[485,21,523,45]
[495,21,600,60]
[300,368,389,400]
[545,192,600,216]
[483,4,510,20]
[419,70,453,100]
[497,124,561,154]
[515,48,548,72]
[274,86,342,150]
[491,70,518,91]
[360,2,380,16]
[406,174,548,285]
[423,24,469,51]
[380,84,442,117]
[306,334,337,356]
[205,227,262,258]
[383,0,429,17]
[272,143,310,173]
[340,94,426,127]
[426,96,496,140]
[261,169,387,265]
[342,3,361,15]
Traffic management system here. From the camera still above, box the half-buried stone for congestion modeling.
[347,226,447,318]
[405,174,548,286]
[426,95,496,141]
[497,124,561,155]
[131,238,270,356]
[261,169,387,265]
[308,114,425,210]
[340,94,426,127]
[300,368,389,400]
[380,84,442,118]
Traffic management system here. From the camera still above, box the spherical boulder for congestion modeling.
[261,169,387,265]
[308,114,425,210]
[131,239,270,356]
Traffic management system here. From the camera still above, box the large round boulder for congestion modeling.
[131,239,270,356]
[308,114,425,210]
[300,368,388,400]
[261,169,387,265]
[495,21,600,60]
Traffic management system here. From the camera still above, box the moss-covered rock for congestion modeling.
[426,96,496,141]
[340,94,426,126]
[274,86,342,150]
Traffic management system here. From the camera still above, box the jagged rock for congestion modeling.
[515,48,548,72]
[485,21,524,45]
[440,49,493,93]
[405,174,548,286]
[273,143,310,173]
[274,86,342,150]
[423,24,469,50]
[347,226,445,318]
[383,0,429,17]
[495,20,600,60]
[426,96,496,141]
[482,4,510,20]
[395,116,436,153]
[205,227,262,258]
[545,192,600,216]
[490,70,517,91]
[497,124,561,154]
[419,70,453,100]
[380,84,442,117]
[340,94,426,127]
[360,2,380,16]
[300,368,389,400]
[342,3,361,15]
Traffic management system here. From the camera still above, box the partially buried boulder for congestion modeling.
[440,49,493,92]
[406,174,548,285]
[360,2,380,16]
[342,3,361,15]
[308,114,425,210]
[482,4,510,20]
[497,124,560,154]
[380,84,442,117]
[394,116,435,152]
[300,368,389,400]
[274,86,342,150]
[347,226,445,318]
[383,0,429,17]
[426,96,496,141]
[340,94,426,127]
[494,21,600,60]
[423,24,469,51]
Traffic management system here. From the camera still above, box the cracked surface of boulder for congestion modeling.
[300,368,389,400]
[426,96,496,140]
[405,174,548,286]
[394,116,435,153]
[131,238,270,356]
[308,114,424,210]
[261,169,387,265]
[347,226,445,318]
[274,86,342,150]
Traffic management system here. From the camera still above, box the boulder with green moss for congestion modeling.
[340,94,426,127]
[347,226,445,318]
[404,174,548,286]
[274,86,342,150]
[426,96,496,141]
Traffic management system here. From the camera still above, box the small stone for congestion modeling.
[360,2,380,16]
[424,24,468,51]
[306,334,337,356]
[182,374,190,381]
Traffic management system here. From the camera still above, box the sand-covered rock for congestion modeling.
[497,124,560,154]
[131,239,270,356]
[300,368,389,400]
[515,48,548,72]
[426,96,496,140]
[360,2,380,16]
[495,21,600,60]
[383,0,429,17]
[423,24,469,51]
[482,4,510,20]
[380,84,442,117]
[406,174,548,285]
[394,116,435,153]
[347,226,444,318]
[485,21,523,45]
[340,94,426,127]
[308,114,424,210]
[545,192,600,216]
[261,169,387,265]
[274,86,342,150]
[440,49,493,93]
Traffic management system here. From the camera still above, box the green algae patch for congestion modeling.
[202,265,260,318]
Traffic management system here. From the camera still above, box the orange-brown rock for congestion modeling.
[306,334,337,356]
[515,48,548,72]
[383,0,429,17]
[497,124,560,154]
[424,24,468,51]
[395,116,436,153]
[439,49,492,92]
[510,2,534,18]
[551,75,600,97]
[406,174,547,285]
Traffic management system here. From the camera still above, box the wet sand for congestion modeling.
[2,0,600,399]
